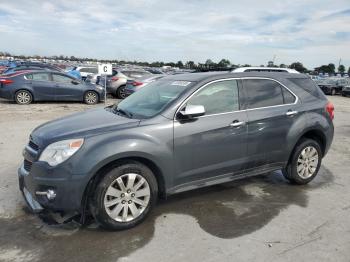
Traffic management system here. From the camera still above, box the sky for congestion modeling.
[0,0,349,69]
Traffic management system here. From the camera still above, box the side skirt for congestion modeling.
[167,162,286,195]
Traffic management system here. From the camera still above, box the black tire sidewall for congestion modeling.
[117,85,126,99]
[15,90,32,105]
[288,139,322,184]
[91,161,158,230]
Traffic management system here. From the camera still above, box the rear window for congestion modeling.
[243,79,289,109]
[288,78,322,98]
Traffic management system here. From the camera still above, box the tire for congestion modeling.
[282,138,322,185]
[90,161,158,230]
[116,85,127,99]
[84,91,99,105]
[330,88,336,96]
[15,90,33,105]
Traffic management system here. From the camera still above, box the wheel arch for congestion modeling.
[81,155,167,216]
[15,88,35,102]
[288,129,327,165]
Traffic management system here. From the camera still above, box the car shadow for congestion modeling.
[0,166,334,261]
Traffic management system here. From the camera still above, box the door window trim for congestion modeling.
[174,77,299,120]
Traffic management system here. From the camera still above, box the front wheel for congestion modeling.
[84,91,99,105]
[283,138,322,185]
[90,161,158,230]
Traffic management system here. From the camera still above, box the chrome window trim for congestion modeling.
[174,77,299,120]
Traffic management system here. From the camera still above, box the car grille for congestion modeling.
[23,159,33,172]
[28,140,39,151]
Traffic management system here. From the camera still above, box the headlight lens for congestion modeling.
[39,138,84,166]
[96,85,104,90]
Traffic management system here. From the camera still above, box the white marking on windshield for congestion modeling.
[171,81,191,86]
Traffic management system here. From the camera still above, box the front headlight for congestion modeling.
[39,138,84,166]
[96,85,104,90]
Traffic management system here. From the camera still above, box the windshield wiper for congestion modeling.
[114,107,133,118]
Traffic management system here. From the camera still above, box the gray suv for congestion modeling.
[19,72,334,230]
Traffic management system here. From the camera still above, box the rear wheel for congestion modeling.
[84,91,98,105]
[90,161,158,230]
[283,138,322,185]
[15,90,32,105]
[116,85,127,99]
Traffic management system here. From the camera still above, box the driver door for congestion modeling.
[173,79,248,187]
[51,73,82,101]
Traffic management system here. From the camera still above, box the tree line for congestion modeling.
[1,51,349,75]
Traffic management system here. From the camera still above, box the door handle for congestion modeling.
[286,110,298,116]
[230,121,245,127]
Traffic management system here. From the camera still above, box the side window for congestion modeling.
[32,73,50,81]
[187,80,239,115]
[243,79,284,109]
[52,74,74,83]
[24,74,33,80]
[282,88,296,104]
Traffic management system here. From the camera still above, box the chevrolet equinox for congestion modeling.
[19,72,334,230]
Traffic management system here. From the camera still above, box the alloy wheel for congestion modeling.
[118,86,127,99]
[296,146,319,179]
[85,92,97,104]
[16,91,31,104]
[104,173,151,222]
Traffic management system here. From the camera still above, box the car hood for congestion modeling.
[31,108,140,147]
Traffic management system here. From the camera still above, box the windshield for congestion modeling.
[113,80,193,119]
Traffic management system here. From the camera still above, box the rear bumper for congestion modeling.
[0,88,14,100]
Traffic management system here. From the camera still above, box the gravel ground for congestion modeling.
[0,96,349,262]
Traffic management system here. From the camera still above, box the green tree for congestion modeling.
[328,63,335,74]
[290,62,307,73]
[176,61,184,68]
[218,59,231,68]
[338,64,345,73]
[185,61,195,69]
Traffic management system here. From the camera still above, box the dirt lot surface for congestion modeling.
[0,96,349,262]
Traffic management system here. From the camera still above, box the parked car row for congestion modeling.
[314,78,350,97]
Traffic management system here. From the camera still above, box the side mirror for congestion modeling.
[178,105,205,119]
[71,80,80,85]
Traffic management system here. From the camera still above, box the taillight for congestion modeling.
[111,77,119,81]
[132,81,143,86]
[326,101,334,120]
[0,78,14,85]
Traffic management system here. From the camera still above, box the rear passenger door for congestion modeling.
[52,73,82,101]
[241,78,298,169]
[27,72,56,101]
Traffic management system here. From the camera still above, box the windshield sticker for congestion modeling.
[171,81,191,86]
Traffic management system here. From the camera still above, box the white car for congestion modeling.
[232,67,300,74]
[74,66,99,80]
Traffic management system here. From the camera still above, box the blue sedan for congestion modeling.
[0,70,105,105]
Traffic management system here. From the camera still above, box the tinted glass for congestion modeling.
[282,88,296,104]
[31,73,50,81]
[187,80,239,115]
[288,78,322,98]
[115,80,192,119]
[244,79,284,109]
[52,74,74,83]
